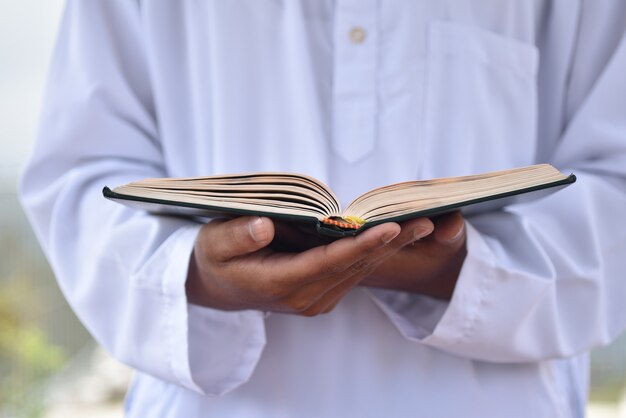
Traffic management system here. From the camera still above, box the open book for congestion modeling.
[103,164,575,237]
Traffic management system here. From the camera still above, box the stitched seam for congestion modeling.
[453,255,497,345]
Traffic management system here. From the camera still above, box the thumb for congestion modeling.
[201,216,275,262]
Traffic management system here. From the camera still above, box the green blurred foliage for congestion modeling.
[589,333,626,404]
[0,276,66,418]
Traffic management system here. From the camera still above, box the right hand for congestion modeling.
[186,216,432,316]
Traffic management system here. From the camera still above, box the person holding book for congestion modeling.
[20,1,626,417]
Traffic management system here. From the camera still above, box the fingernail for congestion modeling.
[248,217,269,243]
[381,229,400,244]
[446,222,465,243]
[413,225,434,241]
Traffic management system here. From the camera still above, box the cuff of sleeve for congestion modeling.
[420,220,496,349]
[365,288,450,340]
[157,224,267,396]
[365,221,495,347]
[187,305,266,396]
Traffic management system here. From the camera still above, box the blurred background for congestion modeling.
[0,2,625,417]
[1,2,129,417]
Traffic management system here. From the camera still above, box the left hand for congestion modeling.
[361,212,467,299]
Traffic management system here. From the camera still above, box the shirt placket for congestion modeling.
[332,0,378,163]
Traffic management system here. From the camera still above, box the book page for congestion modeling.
[344,164,570,221]
[113,172,342,220]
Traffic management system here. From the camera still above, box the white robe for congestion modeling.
[20,1,626,416]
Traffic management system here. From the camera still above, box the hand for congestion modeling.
[186,216,431,316]
[361,212,467,299]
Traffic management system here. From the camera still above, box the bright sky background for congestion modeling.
[0,0,64,188]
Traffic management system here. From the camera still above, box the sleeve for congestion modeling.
[367,4,626,362]
[19,0,266,395]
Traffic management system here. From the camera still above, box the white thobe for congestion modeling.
[20,1,626,417]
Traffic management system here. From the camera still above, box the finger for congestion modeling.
[394,217,435,246]
[200,216,275,262]
[304,229,421,316]
[300,273,363,316]
[293,219,431,313]
[298,218,430,291]
[281,222,401,283]
[293,252,381,316]
[432,211,465,247]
